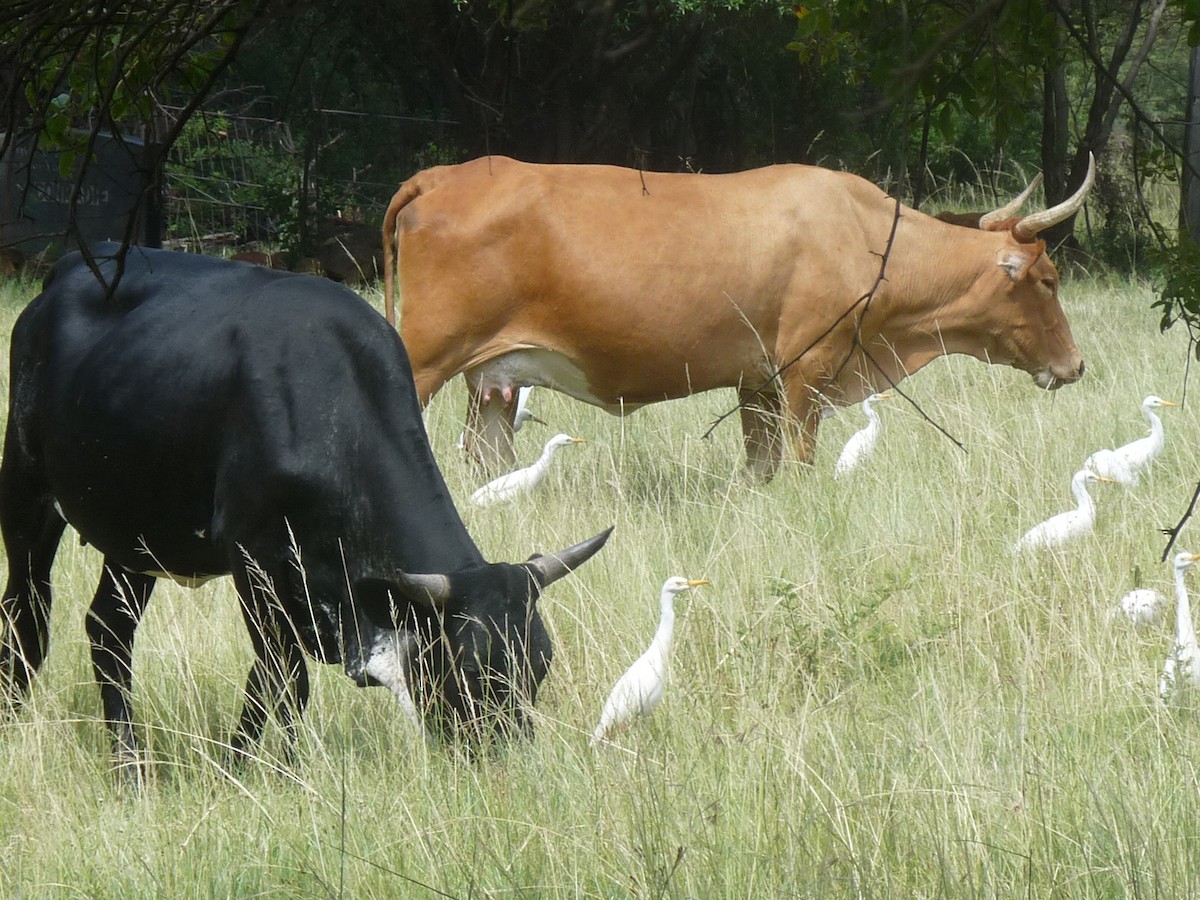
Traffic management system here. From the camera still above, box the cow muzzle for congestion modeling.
[1034,356,1085,390]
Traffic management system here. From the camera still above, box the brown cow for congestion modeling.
[383,155,1091,481]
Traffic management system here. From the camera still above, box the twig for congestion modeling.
[854,344,967,453]
[1162,482,1200,562]
[704,197,964,454]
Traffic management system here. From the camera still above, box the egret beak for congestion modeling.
[569,437,587,444]
[528,413,547,425]
[876,391,895,400]
[1162,401,1179,408]
[686,579,710,588]
[1093,475,1117,484]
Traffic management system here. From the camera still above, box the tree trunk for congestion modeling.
[1040,60,1071,247]
[1183,45,1200,242]
[1040,0,1158,250]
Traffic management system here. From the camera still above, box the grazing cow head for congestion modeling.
[926,157,1093,392]
[980,235,1083,390]
[348,527,612,743]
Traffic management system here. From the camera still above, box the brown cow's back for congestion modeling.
[384,155,1086,479]
[393,157,887,407]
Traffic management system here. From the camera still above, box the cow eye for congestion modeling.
[1040,275,1057,290]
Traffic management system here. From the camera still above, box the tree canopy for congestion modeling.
[1,0,1195,287]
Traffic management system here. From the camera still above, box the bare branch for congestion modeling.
[704,197,964,455]
[1162,482,1200,562]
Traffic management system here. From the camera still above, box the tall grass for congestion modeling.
[1,269,1200,896]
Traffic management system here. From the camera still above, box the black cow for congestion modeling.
[0,243,610,772]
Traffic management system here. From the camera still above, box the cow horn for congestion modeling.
[977,172,1043,231]
[526,526,614,587]
[1012,152,1096,241]
[396,571,452,606]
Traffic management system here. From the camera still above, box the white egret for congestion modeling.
[1158,552,1200,703]
[456,386,544,450]
[590,576,709,746]
[1011,468,1114,552]
[1085,395,1176,486]
[513,386,542,430]
[833,391,893,478]
[469,433,585,507]
[1114,588,1168,628]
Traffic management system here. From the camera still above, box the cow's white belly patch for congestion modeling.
[467,348,644,415]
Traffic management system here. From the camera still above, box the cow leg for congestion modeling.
[85,563,155,776]
[780,373,824,467]
[229,564,309,762]
[462,374,518,472]
[0,454,66,709]
[738,384,786,482]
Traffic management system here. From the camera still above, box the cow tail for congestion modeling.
[381,178,424,327]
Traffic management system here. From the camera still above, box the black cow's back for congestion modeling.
[9,244,479,584]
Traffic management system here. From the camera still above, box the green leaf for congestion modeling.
[58,150,77,180]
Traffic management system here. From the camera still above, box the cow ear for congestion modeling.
[996,241,1044,282]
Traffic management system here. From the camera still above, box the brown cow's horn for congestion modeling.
[1013,153,1096,240]
[397,571,452,606]
[526,526,614,587]
[977,172,1043,231]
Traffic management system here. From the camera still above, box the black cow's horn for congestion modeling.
[977,172,1043,231]
[1013,153,1096,240]
[526,526,614,587]
[397,571,452,606]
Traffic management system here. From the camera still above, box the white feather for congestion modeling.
[1011,468,1112,552]
[469,433,584,507]
[590,577,708,746]
[834,391,892,478]
[1160,552,1200,703]
[1084,395,1175,486]
[1114,588,1168,628]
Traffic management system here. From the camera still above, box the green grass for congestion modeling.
[3,269,1200,896]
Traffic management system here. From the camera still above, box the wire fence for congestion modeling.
[161,97,456,252]
[162,104,289,247]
